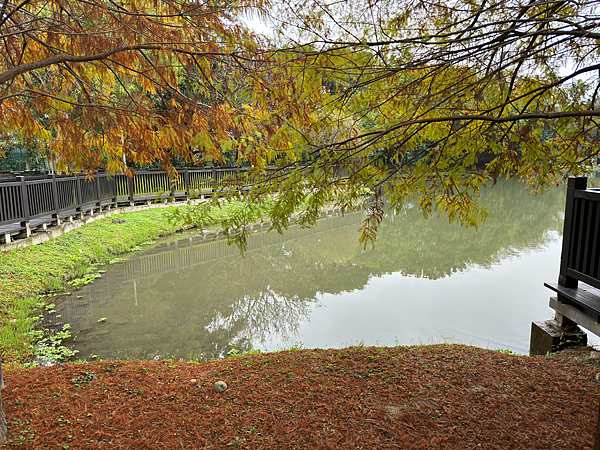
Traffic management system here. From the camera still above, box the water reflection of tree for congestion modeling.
[144,228,368,358]
[353,182,565,279]
[69,183,565,360]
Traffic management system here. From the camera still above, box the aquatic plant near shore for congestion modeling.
[26,324,78,367]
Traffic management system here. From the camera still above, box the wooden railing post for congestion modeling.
[128,175,135,206]
[112,176,117,206]
[211,167,218,196]
[17,176,30,237]
[75,173,84,219]
[170,171,176,200]
[48,174,61,225]
[183,168,190,199]
[95,174,102,209]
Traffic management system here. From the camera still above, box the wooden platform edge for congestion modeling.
[549,296,600,337]
[544,282,600,319]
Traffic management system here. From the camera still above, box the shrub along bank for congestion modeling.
[0,202,260,365]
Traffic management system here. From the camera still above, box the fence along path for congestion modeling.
[0,168,245,244]
[46,209,363,333]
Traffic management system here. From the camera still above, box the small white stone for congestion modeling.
[190,379,197,384]
[212,380,228,393]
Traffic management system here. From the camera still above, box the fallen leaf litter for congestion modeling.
[1,345,598,449]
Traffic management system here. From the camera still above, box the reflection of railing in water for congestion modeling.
[52,209,363,329]
[126,209,362,281]
[52,274,116,331]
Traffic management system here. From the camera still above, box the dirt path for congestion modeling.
[1,345,598,449]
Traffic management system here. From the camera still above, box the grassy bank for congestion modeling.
[0,202,262,364]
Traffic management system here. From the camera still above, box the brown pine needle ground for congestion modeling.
[1,344,598,449]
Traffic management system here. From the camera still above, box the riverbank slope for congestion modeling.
[1,344,598,449]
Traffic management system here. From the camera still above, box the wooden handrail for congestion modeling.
[0,167,250,243]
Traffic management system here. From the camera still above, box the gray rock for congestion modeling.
[112,218,126,224]
[590,351,600,360]
[212,380,228,393]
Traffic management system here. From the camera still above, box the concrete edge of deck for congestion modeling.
[0,200,197,252]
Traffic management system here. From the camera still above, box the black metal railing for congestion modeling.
[0,167,249,242]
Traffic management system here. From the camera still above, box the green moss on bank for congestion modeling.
[0,207,197,363]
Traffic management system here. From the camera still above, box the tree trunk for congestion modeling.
[595,401,600,450]
[0,360,5,444]
[0,393,6,444]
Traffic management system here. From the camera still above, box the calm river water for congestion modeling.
[50,181,584,360]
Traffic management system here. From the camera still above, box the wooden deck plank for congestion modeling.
[545,282,600,317]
